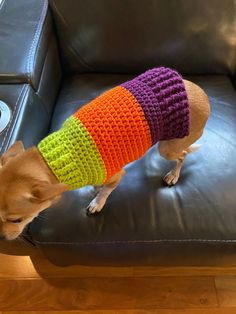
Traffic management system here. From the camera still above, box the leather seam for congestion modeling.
[0,85,27,153]
[33,239,236,245]
[50,0,94,72]
[36,34,59,116]
[31,12,52,92]
[26,0,48,84]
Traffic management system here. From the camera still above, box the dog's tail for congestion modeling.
[185,144,202,154]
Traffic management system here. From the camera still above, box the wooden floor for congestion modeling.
[1,253,236,313]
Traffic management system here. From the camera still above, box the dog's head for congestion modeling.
[0,141,68,240]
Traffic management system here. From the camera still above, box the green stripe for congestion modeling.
[38,116,106,189]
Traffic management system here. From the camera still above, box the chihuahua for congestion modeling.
[0,74,210,240]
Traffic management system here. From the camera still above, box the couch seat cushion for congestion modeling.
[28,74,236,266]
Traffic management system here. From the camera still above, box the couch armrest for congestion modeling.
[0,0,51,91]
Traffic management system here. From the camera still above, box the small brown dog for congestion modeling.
[0,79,210,240]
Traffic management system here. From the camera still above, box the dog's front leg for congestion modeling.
[87,169,125,214]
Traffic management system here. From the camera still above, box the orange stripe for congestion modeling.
[74,86,152,181]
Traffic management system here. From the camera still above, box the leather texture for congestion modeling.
[28,74,236,266]
[1,0,236,266]
[0,0,50,90]
[0,84,51,154]
[0,238,36,256]
[0,0,62,149]
[49,0,236,74]
[37,34,62,116]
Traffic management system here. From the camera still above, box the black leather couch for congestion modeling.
[1,0,236,267]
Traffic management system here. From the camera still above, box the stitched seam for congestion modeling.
[27,0,48,83]
[50,0,94,71]
[0,86,26,153]
[31,13,51,92]
[36,33,55,115]
[33,239,236,245]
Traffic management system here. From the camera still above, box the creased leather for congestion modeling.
[0,0,51,90]
[2,0,236,266]
[0,84,51,154]
[50,0,236,74]
[30,74,236,266]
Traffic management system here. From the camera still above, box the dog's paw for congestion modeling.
[163,170,179,186]
[86,198,105,215]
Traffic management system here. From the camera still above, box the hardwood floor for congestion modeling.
[1,253,236,312]
[3,311,236,314]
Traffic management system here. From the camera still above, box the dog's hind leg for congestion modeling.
[158,127,203,186]
[160,145,200,186]
[158,79,210,186]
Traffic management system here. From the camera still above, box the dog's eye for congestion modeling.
[8,218,22,224]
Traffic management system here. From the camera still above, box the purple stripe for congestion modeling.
[121,67,190,143]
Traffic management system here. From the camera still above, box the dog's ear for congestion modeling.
[30,181,68,203]
[0,141,25,166]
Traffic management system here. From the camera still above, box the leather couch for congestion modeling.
[1,0,236,266]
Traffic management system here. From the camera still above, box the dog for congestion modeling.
[0,68,210,240]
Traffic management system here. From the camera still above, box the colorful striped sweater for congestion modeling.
[38,67,190,189]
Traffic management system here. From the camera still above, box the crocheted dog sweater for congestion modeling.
[38,67,190,189]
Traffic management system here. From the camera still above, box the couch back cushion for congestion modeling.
[49,0,236,74]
